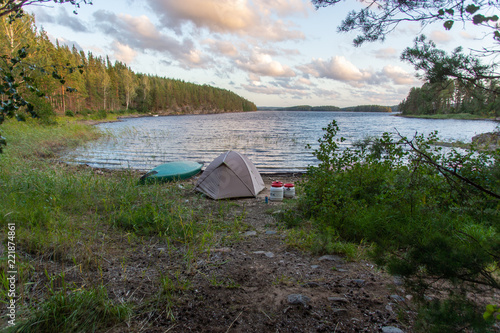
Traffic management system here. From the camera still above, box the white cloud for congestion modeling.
[459,31,476,40]
[296,77,313,86]
[300,56,372,83]
[118,14,160,40]
[313,88,341,100]
[205,39,239,57]
[253,0,310,17]
[374,47,398,59]
[248,73,261,82]
[235,49,296,77]
[112,41,138,64]
[185,49,203,65]
[32,7,88,32]
[93,10,211,68]
[429,30,453,43]
[154,0,257,32]
[243,82,283,95]
[300,56,418,89]
[382,65,417,85]
[145,0,305,42]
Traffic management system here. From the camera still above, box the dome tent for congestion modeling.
[195,151,265,199]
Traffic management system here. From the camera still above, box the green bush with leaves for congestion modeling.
[25,94,56,125]
[298,120,500,331]
[90,109,107,120]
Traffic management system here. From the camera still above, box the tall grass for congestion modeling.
[0,119,233,258]
[0,118,244,330]
[9,286,130,333]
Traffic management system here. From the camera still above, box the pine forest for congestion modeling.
[398,79,500,117]
[0,14,257,119]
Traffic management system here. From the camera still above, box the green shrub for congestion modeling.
[90,109,107,120]
[297,120,500,330]
[65,110,75,117]
[416,295,495,333]
[25,95,56,125]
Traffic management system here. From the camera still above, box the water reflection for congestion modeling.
[63,111,498,173]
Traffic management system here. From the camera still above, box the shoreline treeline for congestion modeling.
[0,14,257,118]
[399,79,500,118]
[261,105,393,112]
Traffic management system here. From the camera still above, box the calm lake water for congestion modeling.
[64,111,498,173]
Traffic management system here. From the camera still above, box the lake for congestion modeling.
[64,111,498,173]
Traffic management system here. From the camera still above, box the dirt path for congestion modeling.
[113,175,412,332]
[21,175,413,332]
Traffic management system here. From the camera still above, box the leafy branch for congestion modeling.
[0,0,92,21]
[401,35,500,91]
[397,130,500,200]
[312,0,500,47]
[0,0,90,152]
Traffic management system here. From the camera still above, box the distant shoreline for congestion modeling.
[258,105,395,112]
[395,113,500,121]
[257,109,392,112]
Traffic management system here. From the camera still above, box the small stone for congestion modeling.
[328,297,348,304]
[332,308,348,315]
[381,326,404,333]
[390,295,406,302]
[265,230,277,235]
[393,276,404,286]
[351,279,365,287]
[157,248,166,251]
[335,268,348,272]
[287,294,310,306]
[211,247,231,253]
[243,231,257,236]
[310,265,319,269]
[253,251,275,258]
[318,255,343,262]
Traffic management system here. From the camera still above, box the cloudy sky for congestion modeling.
[26,0,494,107]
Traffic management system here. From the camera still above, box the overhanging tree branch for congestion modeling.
[0,0,92,152]
[0,1,92,19]
[397,131,500,200]
[313,0,500,47]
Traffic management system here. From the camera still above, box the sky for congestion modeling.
[25,0,497,108]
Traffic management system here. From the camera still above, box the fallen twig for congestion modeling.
[225,310,244,333]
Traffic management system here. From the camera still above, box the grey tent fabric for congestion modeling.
[195,151,265,199]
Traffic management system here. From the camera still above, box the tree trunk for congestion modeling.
[61,85,65,114]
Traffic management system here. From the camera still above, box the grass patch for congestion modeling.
[0,119,238,262]
[9,286,130,333]
[0,118,248,330]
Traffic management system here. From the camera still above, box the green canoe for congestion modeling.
[139,161,203,184]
